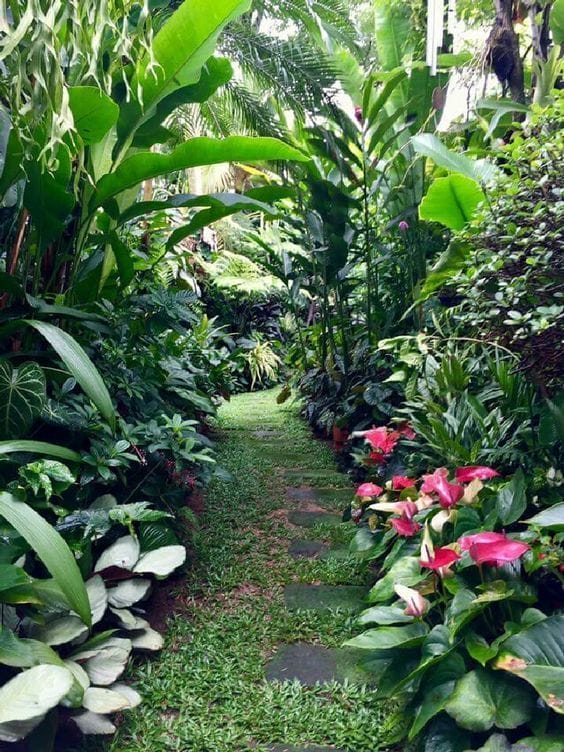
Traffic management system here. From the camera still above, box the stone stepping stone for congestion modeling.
[252,430,283,439]
[265,643,372,686]
[267,746,345,751]
[288,540,329,559]
[283,469,347,486]
[286,487,352,507]
[284,584,366,612]
[287,511,341,528]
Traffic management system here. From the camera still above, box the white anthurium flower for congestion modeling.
[394,583,430,617]
[431,509,455,533]
[415,494,435,511]
[420,523,434,564]
[367,501,403,513]
[462,478,483,505]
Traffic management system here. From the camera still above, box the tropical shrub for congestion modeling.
[343,421,563,751]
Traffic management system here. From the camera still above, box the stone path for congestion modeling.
[88,391,400,752]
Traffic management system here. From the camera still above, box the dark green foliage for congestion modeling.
[450,98,564,392]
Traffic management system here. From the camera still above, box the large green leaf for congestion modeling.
[23,161,75,250]
[0,441,82,462]
[495,615,564,714]
[92,137,308,211]
[368,556,424,603]
[551,0,564,44]
[68,87,119,145]
[525,502,564,531]
[445,669,535,732]
[0,494,90,626]
[496,469,527,526]
[345,622,428,650]
[132,56,233,148]
[411,134,498,183]
[419,175,484,230]
[477,98,530,140]
[0,361,46,439]
[414,239,471,303]
[0,664,74,742]
[409,652,466,739]
[26,321,115,429]
[118,0,250,144]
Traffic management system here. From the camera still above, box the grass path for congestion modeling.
[80,391,401,752]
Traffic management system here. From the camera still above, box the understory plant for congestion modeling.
[343,421,563,751]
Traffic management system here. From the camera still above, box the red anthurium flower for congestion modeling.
[469,537,530,566]
[368,450,386,465]
[392,475,416,490]
[421,547,461,570]
[356,482,383,498]
[455,466,500,483]
[458,532,507,551]
[391,516,421,537]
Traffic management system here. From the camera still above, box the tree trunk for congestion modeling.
[487,0,526,103]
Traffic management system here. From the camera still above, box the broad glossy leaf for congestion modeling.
[525,502,564,531]
[419,175,484,230]
[120,0,250,142]
[357,604,414,626]
[110,683,142,709]
[495,614,564,714]
[411,133,498,183]
[409,652,466,739]
[26,321,115,429]
[23,161,75,250]
[107,578,151,608]
[94,535,140,574]
[132,545,186,578]
[550,0,564,44]
[423,715,471,752]
[92,137,307,211]
[514,737,564,752]
[86,576,108,625]
[0,361,46,439]
[82,687,130,714]
[496,469,526,526]
[368,556,424,603]
[74,637,132,686]
[32,615,88,646]
[68,87,119,145]
[0,627,63,668]
[72,710,116,735]
[0,494,90,625]
[130,627,164,651]
[445,669,535,731]
[0,664,73,742]
[0,440,82,462]
[132,57,233,148]
[345,621,428,650]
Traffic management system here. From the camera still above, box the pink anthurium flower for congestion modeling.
[455,466,500,483]
[356,482,383,498]
[458,532,508,551]
[392,475,416,490]
[391,516,421,537]
[360,427,400,455]
[398,422,416,440]
[420,547,461,570]
[368,500,418,517]
[421,468,463,508]
[415,494,435,511]
[394,583,429,617]
[468,537,530,566]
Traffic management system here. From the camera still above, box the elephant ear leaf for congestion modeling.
[0,362,46,439]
